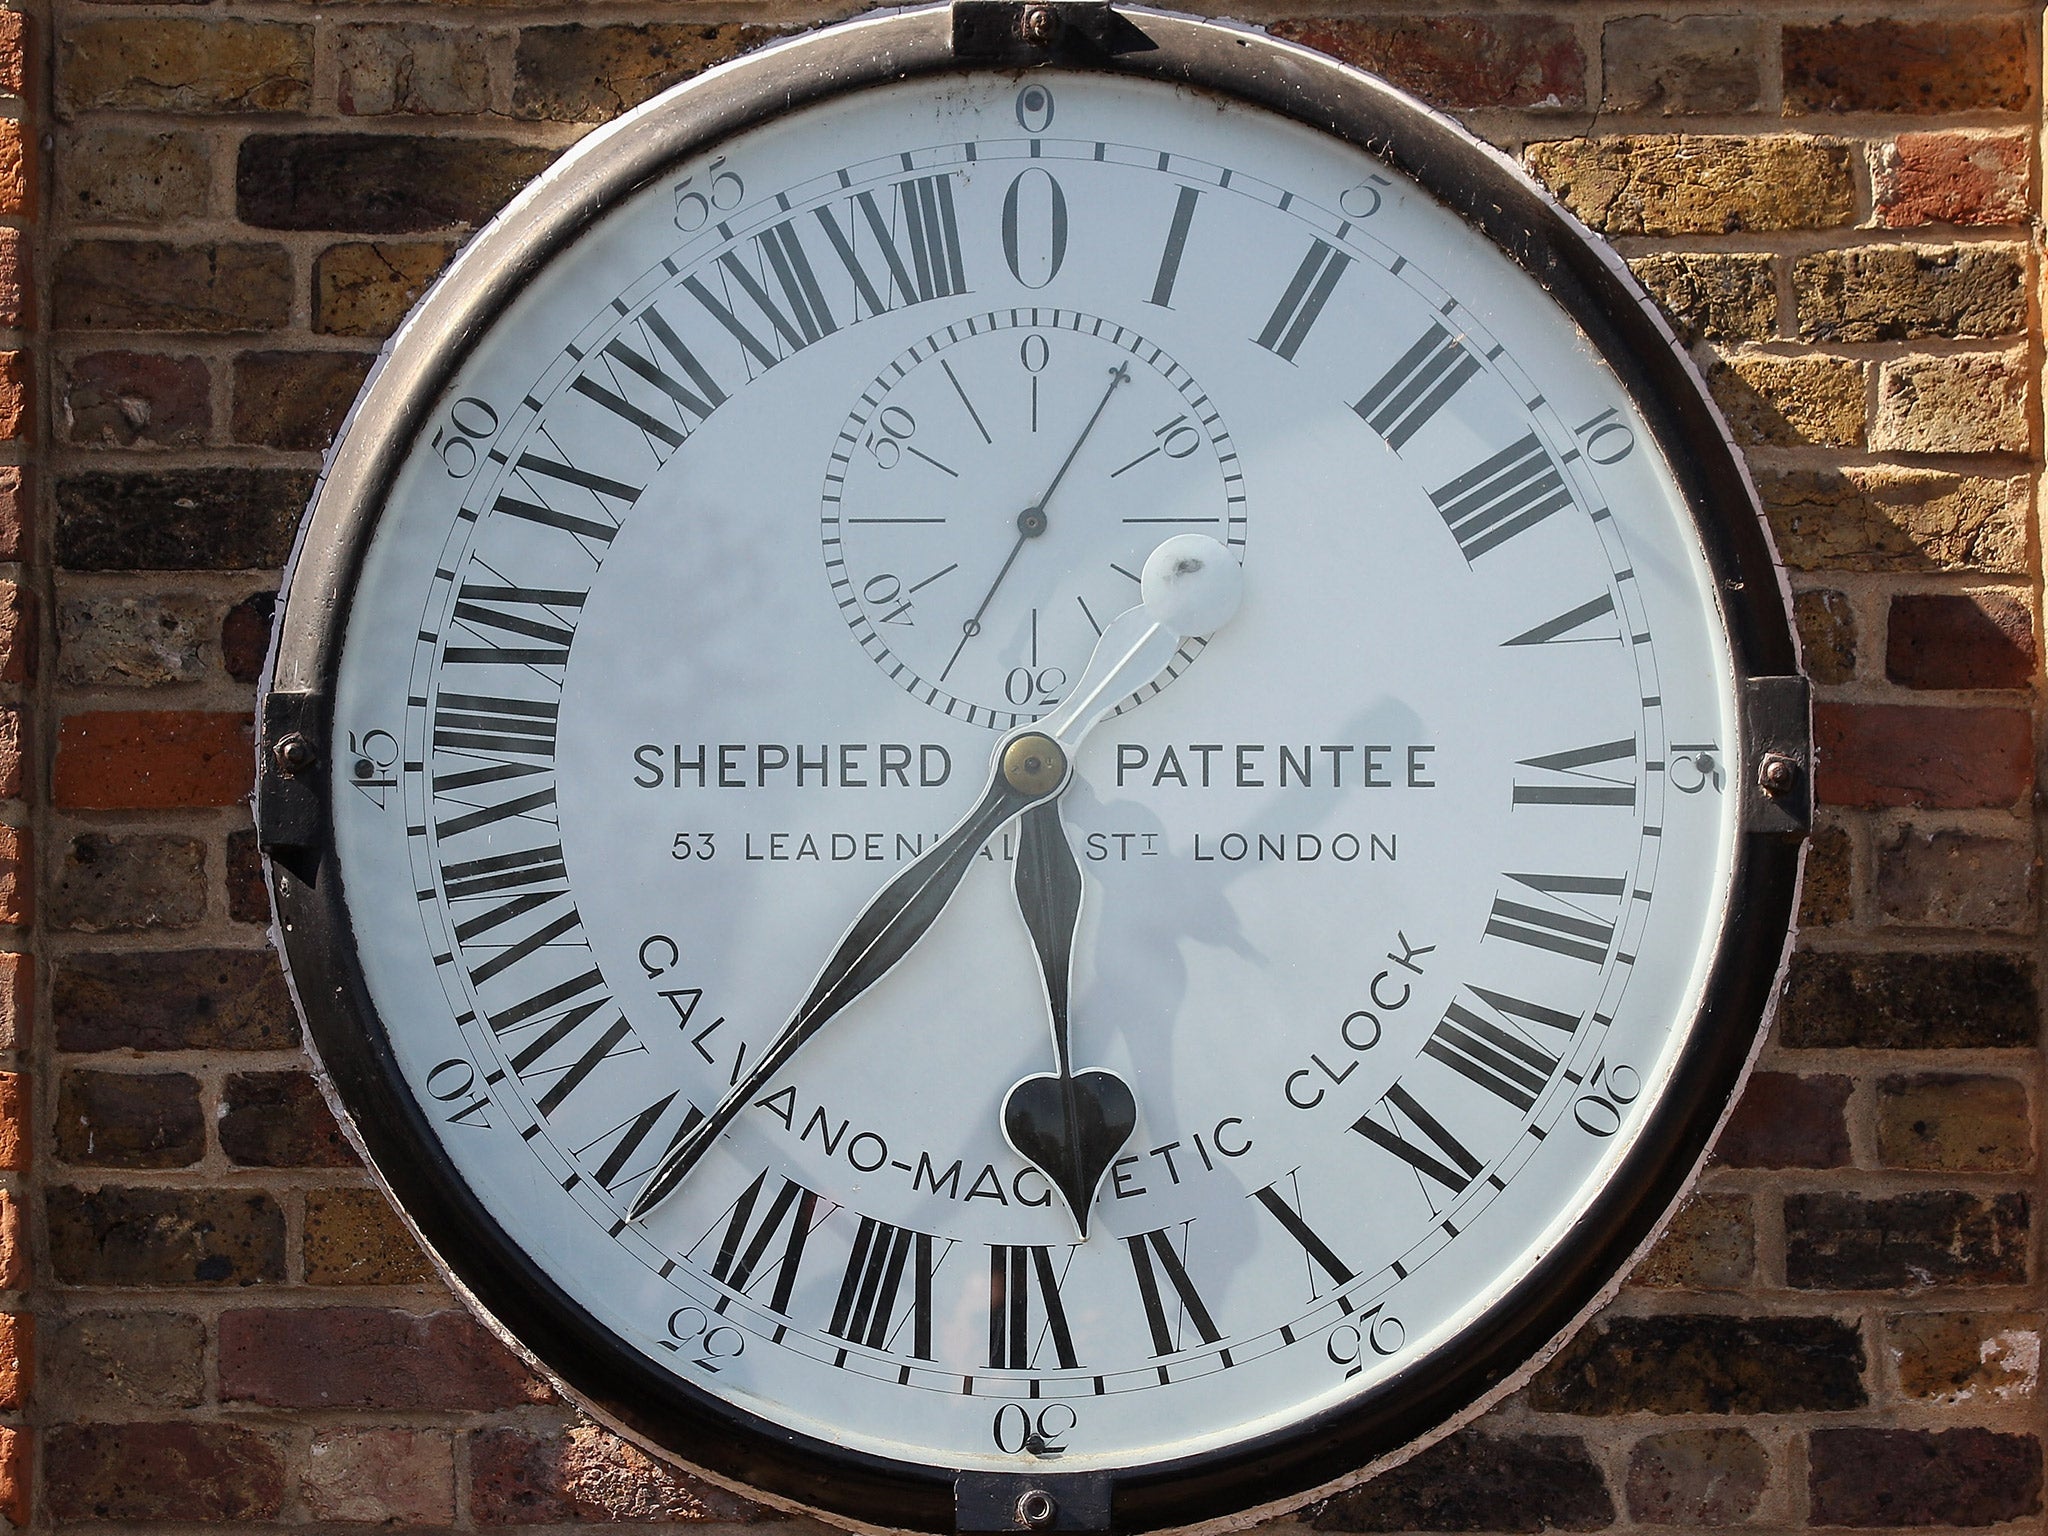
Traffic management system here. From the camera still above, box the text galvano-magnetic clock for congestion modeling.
[256,6,1811,1531]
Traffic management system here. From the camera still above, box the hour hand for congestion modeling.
[1003,800,1136,1236]
[628,740,1059,1219]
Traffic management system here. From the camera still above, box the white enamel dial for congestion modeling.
[311,56,1758,1500]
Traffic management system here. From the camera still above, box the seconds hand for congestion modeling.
[939,362,1131,684]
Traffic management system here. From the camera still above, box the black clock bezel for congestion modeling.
[260,7,1805,1531]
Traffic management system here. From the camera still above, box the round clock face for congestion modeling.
[275,14,1799,1530]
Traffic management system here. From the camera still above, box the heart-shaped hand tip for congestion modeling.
[1002,1069,1138,1237]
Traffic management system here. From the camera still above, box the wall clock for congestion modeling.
[257,5,1811,1531]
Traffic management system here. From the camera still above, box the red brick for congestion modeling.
[0,1072,23,1173]
[1624,1428,1768,1525]
[0,581,31,684]
[54,949,294,1052]
[0,827,29,929]
[0,121,27,220]
[1809,1428,2041,1527]
[1876,826,2036,932]
[0,13,27,96]
[0,1189,25,1289]
[0,227,28,330]
[1878,130,2032,228]
[471,1423,773,1524]
[62,351,211,449]
[219,1308,551,1409]
[1886,592,2036,690]
[0,353,26,442]
[227,826,267,924]
[0,1425,25,1528]
[49,830,199,935]
[55,710,256,810]
[220,591,275,683]
[1786,1191,2028,1290]
[0,704,20,807]
[0,706,21,802]
[0,467,27,563]
[55,1069,205,1168]
[1267,17,1584,110]
[1713,1072,1851,1169]
[1308,1431,1612,1532]
[46,1422,286,1522]
[1785,20,2031,115]
[0,1311,29,1411]
[218,1070,356,1168]
[49,1186,285,1286]
[45,1310,206,1416]
[1814,702,2032,810]
[305,1429,455,1525]
[54,241,292,334]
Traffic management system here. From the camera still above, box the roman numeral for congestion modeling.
[686,222,838,371]
[987,1244,1079,1371]
[491,978,641,1120]
[1254,239,1350,361]
[814,174,968,316]
[432,766,553,840]
[1148,185,1202,308]
[443,585,583,669]
[432,596,574,843]
[1352,1083,1483,1196]
[1353,323,1480,449]
[1424,986,1579,1113]
[1431,433,1572,561]
[442,841,566,905]
[572,306,727,455]
[1252,1174,1355,1296]
[1127,1225,1223,1357]
[694,1171,824,1315]
[445,844,576,987]
[1485,872,1623,966]
[1514,737,1637,807]
[494,454,638,545]
[572,1090,702,1195]
[828,1217,945,1358]
[434,692,558,760]
[1504,593,1620,647]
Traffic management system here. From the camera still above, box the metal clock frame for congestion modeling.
[257,4,1810,1531]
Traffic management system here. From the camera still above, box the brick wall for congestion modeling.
[23,2,2047,1532]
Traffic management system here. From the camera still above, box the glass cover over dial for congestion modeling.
[307,53,1766,1508]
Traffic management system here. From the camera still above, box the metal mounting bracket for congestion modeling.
[256,688,327,871]
[1740,674,1811,839]
[956,1471,1114,1533]
[951,1,1156,64]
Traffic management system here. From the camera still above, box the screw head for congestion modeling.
[1022,5,1059,44]
[1002,732,1067,797]
[273,732,317,776]
[1016,1490,1058,1529]
[1757,752,1799,797]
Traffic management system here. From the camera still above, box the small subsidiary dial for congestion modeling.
[825,309,1246,728]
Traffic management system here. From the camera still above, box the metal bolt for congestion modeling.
[1757,752,1799,798]
[273,733,317,776]
[1016,1490,1057,1530]
[1002,732,1067,796]
[1021,5,1059,45]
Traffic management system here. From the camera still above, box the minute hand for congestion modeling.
[628,534,1243,1220]
[627,751,1046,1219]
